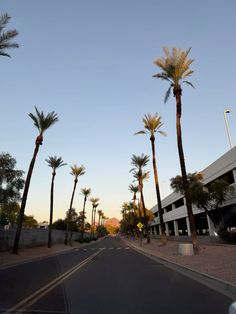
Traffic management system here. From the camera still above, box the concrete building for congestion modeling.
[150,147,236,237]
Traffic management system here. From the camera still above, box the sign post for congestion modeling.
[137,222,143,247]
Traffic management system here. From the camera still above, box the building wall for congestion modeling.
[151,147,236,235]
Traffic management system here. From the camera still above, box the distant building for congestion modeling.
[150,147,236,237]
[38,222,48,229]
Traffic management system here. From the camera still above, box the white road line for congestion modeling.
[3,249,103,314]
[108,247,114,250]
[125,247,130,250]
[117,248,122,250]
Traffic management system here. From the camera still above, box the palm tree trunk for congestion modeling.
[139,179,150,243]
[81,196,87,240]
[91,207,94,238]
[93,208,97,239]
[174,86,199,253]
[12,142,40,254]
[65,179,77,245]
[48,172,55,248]
[150,136,167,244]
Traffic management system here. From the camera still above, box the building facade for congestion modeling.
[150,147,236,237]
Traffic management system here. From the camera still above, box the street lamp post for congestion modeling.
[223,109,233,149]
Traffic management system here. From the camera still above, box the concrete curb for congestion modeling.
[124,239,236,300]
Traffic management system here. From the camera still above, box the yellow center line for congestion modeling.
[3,249,104,314]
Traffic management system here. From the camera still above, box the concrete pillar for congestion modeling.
[207,214,217,236]
[233,169,236,183]
[165,222,169,236]
[172,203,176,210]
[174,220,179,236]
[153,225,157,235]
[186,216,191,236]
[158,224,162,235]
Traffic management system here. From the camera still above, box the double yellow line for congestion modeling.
[3,249,103,314]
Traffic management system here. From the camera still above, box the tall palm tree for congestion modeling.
[153,47,199,252]
[13,107,58,254]
[0,13,19,58]
[130,154,150,242]
[135,113,167,244]
[90,197,99,238]
[81,187,91,240]
[64,164,85,245]
[45,156,66,248]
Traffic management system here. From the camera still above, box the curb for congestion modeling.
[123,239,236,300]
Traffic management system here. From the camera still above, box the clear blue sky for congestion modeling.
[1,0,236,223]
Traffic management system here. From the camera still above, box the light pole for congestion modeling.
[224,109,233,149]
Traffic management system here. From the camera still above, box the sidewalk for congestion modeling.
[123,237,236,285]
[0,241,82,269]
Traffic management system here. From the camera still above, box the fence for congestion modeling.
[0,228,82,251]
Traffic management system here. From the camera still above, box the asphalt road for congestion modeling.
[0,236,233,314]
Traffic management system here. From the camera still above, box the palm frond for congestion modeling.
[70,164,86,178]
[45,156,66,170]
[164,85,172,103]
[29,106,59,134]
[158,130,167,137]
[0,14,19,58]
[134,130,146,135]
[183,81,195,88]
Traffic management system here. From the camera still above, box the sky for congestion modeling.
[1,0,236,224]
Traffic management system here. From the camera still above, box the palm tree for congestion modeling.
[135,113,167,244]
[153,47,199,252]
[97,210,103,225]
[128,184,139,207]
[81,187,91,240]
[130,154,150,242]
[13,107,58,254]
[0,13,19,58]
[45,156,66,248]
[90,197,99,238]
[64,164,85,245]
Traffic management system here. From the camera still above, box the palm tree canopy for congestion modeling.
[81,187,91,197]
[133,170,150,182]
[153,47,194,102]
[135,113,166,138]
[90,197,99,207]
[45,156,67,172]
[131,154,149,173]
[0,13,19,58]
[70,164,86,179]
[128,184,139,194]
[29,107,59,135]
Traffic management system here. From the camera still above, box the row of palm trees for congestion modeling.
[0,14,109,253]
[11,106,107,254]
[125,47,199,253]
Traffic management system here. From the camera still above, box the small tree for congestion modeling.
[170,172,235,235]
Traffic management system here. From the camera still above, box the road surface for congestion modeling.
[0,236,233,313]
